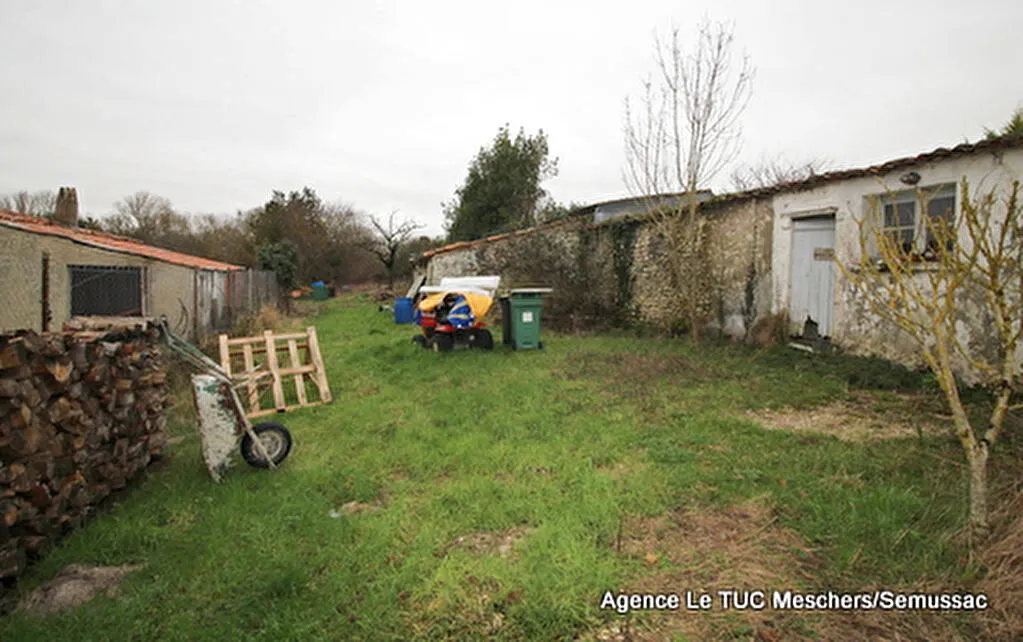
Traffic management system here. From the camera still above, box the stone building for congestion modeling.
[417,135,1023,376]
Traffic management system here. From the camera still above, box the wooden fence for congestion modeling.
[193,269,279,340]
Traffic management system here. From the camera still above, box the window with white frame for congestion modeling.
[877,184,956,255]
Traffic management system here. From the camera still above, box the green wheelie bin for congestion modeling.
[507,288,552,350]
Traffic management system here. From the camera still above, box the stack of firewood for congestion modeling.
[0,325,168,585]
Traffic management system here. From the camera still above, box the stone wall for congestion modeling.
[0,322,168,592]
[421,199,775,337]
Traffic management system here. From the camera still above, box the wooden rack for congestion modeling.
[218,327,332,418]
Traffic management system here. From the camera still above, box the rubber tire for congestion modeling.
[474,329,494,350]
[241,422,293,468]
[412,335,427,348]
[433,333,454,352]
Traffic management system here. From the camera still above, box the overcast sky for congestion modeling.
[2,0,1021,237]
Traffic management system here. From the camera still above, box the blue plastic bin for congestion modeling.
[393,297,414,324]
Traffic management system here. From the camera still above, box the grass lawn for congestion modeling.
[0,296,989,640]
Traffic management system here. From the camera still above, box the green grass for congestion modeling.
[0,296,981,640]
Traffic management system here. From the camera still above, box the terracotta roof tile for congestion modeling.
[0,209,243,271]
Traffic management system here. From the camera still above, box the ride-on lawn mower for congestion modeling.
[412,276,499,352]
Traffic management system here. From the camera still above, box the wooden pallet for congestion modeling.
[218,326,332,418]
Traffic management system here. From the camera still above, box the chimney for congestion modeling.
[54,187,79,227]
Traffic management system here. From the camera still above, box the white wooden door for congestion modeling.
[789,216,836,336]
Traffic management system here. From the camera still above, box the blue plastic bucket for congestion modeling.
[393,297,414,324]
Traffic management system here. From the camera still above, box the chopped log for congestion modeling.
[10,463,39,493]
[45,357,74,383]
[0,379,21,397]
[0,326,169,590]
[25,456,56,483]
[53,457,75,479]
[85,361,108,383]
[7,403,31,429]
[0,339,26,369]
[21,535,52,557]
[25,484,51,509]
[66,381,83,400]
[19,381,41,408]
[0,397,18,417]
[17,332,46,354]
[46,396,72,424]
[5,422,41,457]
[70,342,88,370]
[40,335,67,357]
[0,542,26,578]
[33,377,56,402]
[113,438,129,465]
[0,501,18,526]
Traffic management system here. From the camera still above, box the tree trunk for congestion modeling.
[968,441,990,542]
[686,198,702,344]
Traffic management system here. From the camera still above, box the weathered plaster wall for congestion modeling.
[772,147,1023,377]
[0,226,195,334]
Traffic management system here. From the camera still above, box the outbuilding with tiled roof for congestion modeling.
[0,194,274,339]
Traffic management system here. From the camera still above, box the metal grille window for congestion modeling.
[69,265,144,316]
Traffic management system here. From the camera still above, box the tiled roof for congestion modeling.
[707,133,1023,205]
[420,134,1023,259]
[0,209,243,272]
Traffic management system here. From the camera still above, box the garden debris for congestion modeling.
[439,527,530,559]
[743,391,949,442]
[19,563,143,615]
[329,500,384,518]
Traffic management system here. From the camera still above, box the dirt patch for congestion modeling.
[438,527,531,560]
[329,499,385,518]
[19,564,143,616]
[583,500,963,641]
[743,391,951,442]
[976,492,1023,639]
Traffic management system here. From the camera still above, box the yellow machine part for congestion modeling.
[417,292,495,318]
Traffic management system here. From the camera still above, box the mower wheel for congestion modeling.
[241,422,293,468]
[473,329,494,350]
[432,333,454,352]
[412,335,427,348]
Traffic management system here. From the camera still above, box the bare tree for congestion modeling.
[107,191,179,240]
[624,18,754,341]
[0,190,57,217]
[839,178,1022,542]
[729,154,829,192]
[360,211,424,289]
